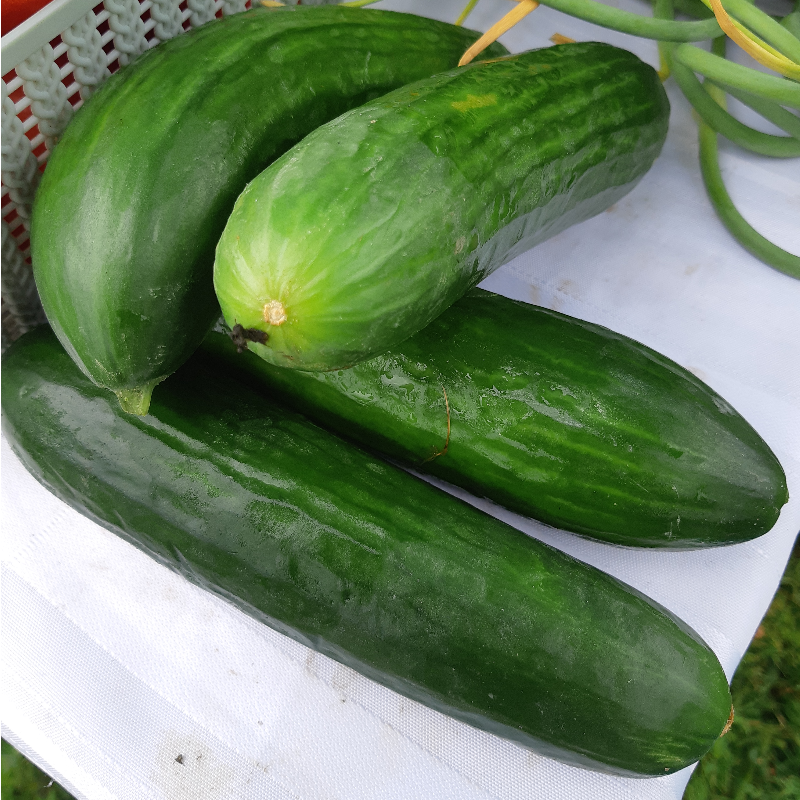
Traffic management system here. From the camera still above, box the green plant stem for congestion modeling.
[653,0,715,20]
[455,0,481,26]
[537,0,722,40]
[698,83,800,277]
[675,43,800,108]
[655,0,678,76]
[782,8,800,39]
[338,0,383,7]
[724,85,800,139]
[722,0,800,63]
[672,56,800,154]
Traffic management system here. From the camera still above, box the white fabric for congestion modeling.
[2,1,799,798]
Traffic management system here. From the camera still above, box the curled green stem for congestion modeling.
[675,44,800,109]
[699,122,800,277]
[671,55,800,155]
[537,0,721,40]
[723,85,800,140]
[660,0,800,140]
[722,0,800,64]
[658,0,715,20]
[698,79,800,278]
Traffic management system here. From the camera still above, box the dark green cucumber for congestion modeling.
[214,42,670,371]
[30,7,508,415]
[205,288,788,548]
[2,326,732,777]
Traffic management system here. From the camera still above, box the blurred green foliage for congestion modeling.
[1,740,74,800]
[2,537,797,799]
[685,536,800,800]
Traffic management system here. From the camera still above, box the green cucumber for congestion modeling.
[2,326,732,777]
[214,42,670,371]
[30,7,508,416]
[206,288,788,548]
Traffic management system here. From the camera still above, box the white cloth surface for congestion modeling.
[2,1,799,798]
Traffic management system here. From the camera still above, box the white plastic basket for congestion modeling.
[0,0,339,350]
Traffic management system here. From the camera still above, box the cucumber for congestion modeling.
[2,326,732,777]
[206,288,788,548]
[214,42,670,371]
[30,7,508,416]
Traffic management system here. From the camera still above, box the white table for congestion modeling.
[3,1,799,798]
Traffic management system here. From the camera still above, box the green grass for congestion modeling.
[1,740,73,800]
[2,537,798,799]
[685,535,800,800]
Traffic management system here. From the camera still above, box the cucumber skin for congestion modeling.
[2,327,731,777]
[30,7,508,411]
[214,42,670,371]
[206,289,788,548]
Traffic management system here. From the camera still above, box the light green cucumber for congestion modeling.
[214,42,670,371]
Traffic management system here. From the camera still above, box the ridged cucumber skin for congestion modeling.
[214,42,670,371]
[29,7,508,413]
[2,327,732,777]
[205,289,788,548]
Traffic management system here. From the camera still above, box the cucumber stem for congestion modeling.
[263,300,288,326]
[115,379,162,416]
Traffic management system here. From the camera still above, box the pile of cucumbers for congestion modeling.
[3,5,789,779]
